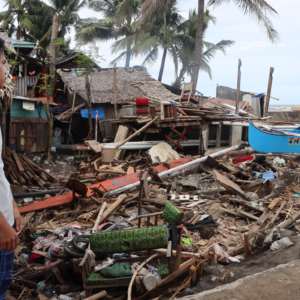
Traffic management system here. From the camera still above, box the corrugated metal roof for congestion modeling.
[10,38,36,48]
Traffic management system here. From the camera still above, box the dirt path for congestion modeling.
[173,236,300,299]
[182,259,300,300]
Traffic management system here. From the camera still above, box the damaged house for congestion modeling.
[57,62,179,141]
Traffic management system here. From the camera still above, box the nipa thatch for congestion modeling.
[58,67,179,104]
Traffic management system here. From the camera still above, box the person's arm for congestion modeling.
[0,211,18,252]
[12,198,22,234]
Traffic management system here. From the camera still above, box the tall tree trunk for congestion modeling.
[191,0,205,89]
[125,48,130,67]
[44,96,53,163]
[44,13,59,163]
[49,13,59,85]
[17,26,21,40]
[158,48,167,82]
[85,69,93,140]
[57,23,66,52]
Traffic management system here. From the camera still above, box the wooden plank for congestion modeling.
[22,212,35,227]
[11,165,26,185]
[165,135,183,149]
[219,207,259,221]
[212,170,249,200]
[235,209,259,221]
[114,117,159,150]
[12,150,24,174]
[249,212,271,237]
[127,166,135,175]
[230,198,263,213]
[99,194,127,223]
[84,140,103,154]
[169,127,188,141]
[268,198,280,210]
[270,201,286,223]
[140,258,196,300]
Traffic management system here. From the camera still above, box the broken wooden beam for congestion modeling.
[164,135,183,150]
[12,150,24,174]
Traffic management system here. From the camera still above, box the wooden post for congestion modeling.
[67,87,77,145]
[92,202,107,233]
[173,226,182,271]
[198,122,205,156]
[235,59,242,114]
[244,232,252,255]
[264,67,274,117]
[113,63,118,119]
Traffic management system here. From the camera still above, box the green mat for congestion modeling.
[90,226,168,255]
[162,200,182,225]
[86,264,170,286]
[100,262,132,278]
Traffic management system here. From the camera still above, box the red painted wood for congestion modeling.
[170,127,188,141]
[19,158,190,213]
[184,126,193,133]
[164,135,184,150]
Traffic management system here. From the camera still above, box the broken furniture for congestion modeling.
[135,200,183,228]
[136,170,174,227]
[74,146,90,165]
[135,98,151,115]
[79,226,171,293]
[179,82,203,105]
[160,103,174,120]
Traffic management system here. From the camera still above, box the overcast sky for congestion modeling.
[1,0,298,105]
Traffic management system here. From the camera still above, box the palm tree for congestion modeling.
[39,0,86,49]
[171,9,234,88]
[111,0,187,82]
[0,0,45,40]
[76,0,142,67]
[120,0,279,89]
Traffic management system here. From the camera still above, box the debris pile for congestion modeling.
[4,147,57,187]
[10,146,300,300]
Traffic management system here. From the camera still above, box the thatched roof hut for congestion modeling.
[58,67,179,104]
[0,30,16,54]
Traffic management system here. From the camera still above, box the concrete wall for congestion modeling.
[269,111,300,123]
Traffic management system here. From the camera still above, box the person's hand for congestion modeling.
[0,218,18,252]
[13,205,22,234]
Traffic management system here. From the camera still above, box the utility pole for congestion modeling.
[235,59,242,114]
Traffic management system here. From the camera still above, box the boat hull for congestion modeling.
[249,121,300,153]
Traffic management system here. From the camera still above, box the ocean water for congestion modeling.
[269,105,296,111]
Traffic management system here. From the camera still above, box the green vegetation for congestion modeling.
[0,0,279,88]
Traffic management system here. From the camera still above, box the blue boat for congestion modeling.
[248,119,300,153]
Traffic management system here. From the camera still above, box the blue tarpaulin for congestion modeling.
[81,107,104,119]
[253,93,264,98]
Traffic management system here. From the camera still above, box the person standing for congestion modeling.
[0,38,23,300]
